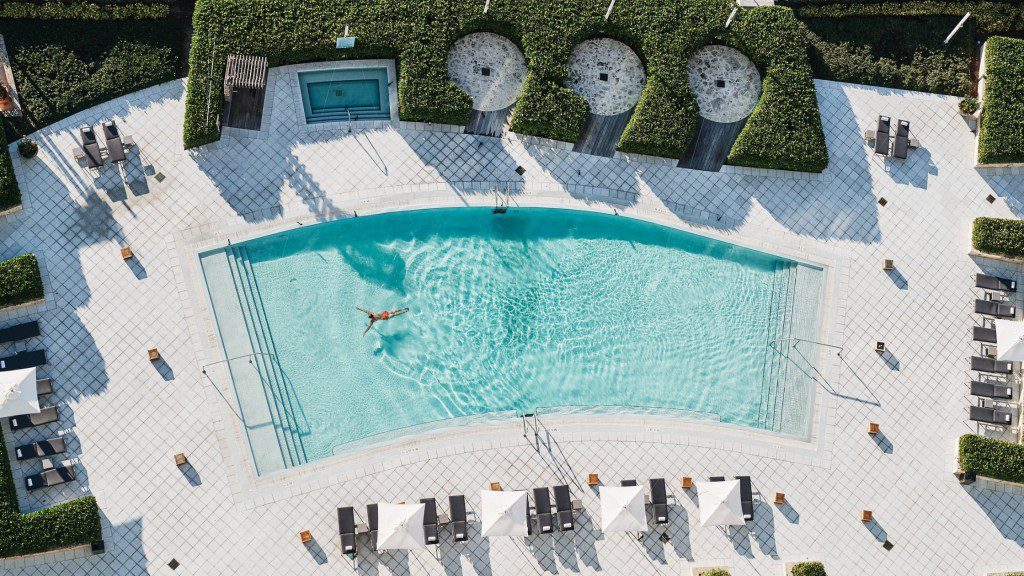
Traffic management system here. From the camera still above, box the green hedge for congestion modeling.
[978,36,1024,165]
[724,7,829,172]
[959,434,1024,483]
[791,562,827,576]
[972,217,1024,258]
[0,2,169,20]
[702,569,730,576]
[784,2,1024,36]
[0,426,102,557]
[0,254,43,308]
[0,127,20,212]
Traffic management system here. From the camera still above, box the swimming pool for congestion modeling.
[200,208,825,475]
[298,68,391,123]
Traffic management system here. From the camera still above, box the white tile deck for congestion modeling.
[1,75,1023,575]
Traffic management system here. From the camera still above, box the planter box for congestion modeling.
[969,249,1024,266]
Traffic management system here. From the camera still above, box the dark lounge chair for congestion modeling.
[533,487,553,534]
[970,405,1012,425]
[977,273,1017,293]
[976,299,1016,318]
[893,120,911,159]
[735,476,754,522]
[25,464,75,490]
[338,506,356,557]
[79,125,103,169]
[36,378,53,396]
[972,356,1014,374]
[421,498,439,545]
[874,116,891,155]
[103,121,126,163]
[366,503,378,551]
[974,326,997,344]
[0,321,39,345]
[971,380,1013,400]
[650,478,668,524]
[554,484,575,531]
[9,406,58,430]
[449,495,468,542]
[15,436,65,461]
[620,479,638,486]
[0,349,47,371]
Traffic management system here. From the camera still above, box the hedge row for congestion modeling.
[785,2,1024,36]
[0,427,102,557]
[184,0,826,171]
[0,127,19,212]
[0,2,169,20]
[724,7,829,172]
[978,36,1024,165]
[959,434,1024,484]
[0,254,43,308]
[791,562,827,576]
[972,217,1024,258]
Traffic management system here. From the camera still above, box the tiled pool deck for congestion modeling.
[1,75,1024,575]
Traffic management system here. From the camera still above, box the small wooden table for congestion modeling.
[587,473,600,486]
[173,453,187,467]
[299,530,312,543]
[148,348,161,362]
[681,477,693,489]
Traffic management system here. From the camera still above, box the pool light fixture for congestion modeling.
[336,25,356,49]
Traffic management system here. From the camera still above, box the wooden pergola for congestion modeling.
[223,54,269,131]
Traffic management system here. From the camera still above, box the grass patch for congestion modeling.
[0,253,43,308]
[972,217,1024,258]
[978,36,1024,165]
[959,433,1024,484]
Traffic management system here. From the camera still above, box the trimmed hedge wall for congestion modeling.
[959,433,1024,484]
[0,2,169,20]
[724,7,829,172]
[978,36,1024,165]
[783,2,1024,36]
[0,127,19,212]
[0,254,43,308]
[972,217,1024,259]
[791,562,827,576]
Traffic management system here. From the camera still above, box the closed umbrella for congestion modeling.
[480,490,529,537]
[0,367,38,418]
[376,502,426,550]
[696,480,745,527]
[599,485,648,533]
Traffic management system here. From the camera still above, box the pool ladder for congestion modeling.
[493,185,511,214]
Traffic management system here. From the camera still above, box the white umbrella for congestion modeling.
[0,367,38,418]
[480,490,529,537]
[995,319,1024,361]
[599,485,648,533]
[376,502,426,550]
[696,480,745,527]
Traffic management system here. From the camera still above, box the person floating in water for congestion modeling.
[356,307,409,335]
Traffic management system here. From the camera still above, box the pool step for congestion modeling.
[226,246,307,468]
[758,261,798,432]
[305,109,391,124]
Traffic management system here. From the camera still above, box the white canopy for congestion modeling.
[376,502,426,550]
[599,485,648,533]
[480,490,529,537]
[0,367,38,418]
[996,319,1024,361]
[697,480,745,527]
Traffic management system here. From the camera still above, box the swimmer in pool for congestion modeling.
[357,307,409,335]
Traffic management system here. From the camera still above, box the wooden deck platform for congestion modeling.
[465,106,513,137]
[573,111,632,158]
[678,117,747,172]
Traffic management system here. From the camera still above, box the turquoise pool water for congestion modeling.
[298,68,391,124]
[200,208,825,475]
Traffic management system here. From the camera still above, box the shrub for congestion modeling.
[784,2,1024,37]
[508,74,589,143]
[959,434,1024,483]
[0,254,43,308]
[791,562,827,576]
[0,2,169,20]
[703,569,730,576]
[0,127,19,212]
[972,217,1024,258]
[724,7,829,172]
[978,36,1024,165]
[17,138,38,159]
[960,96,979,115]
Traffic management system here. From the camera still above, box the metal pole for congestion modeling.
[725,7,739,29]
[483,0,490,13]
[944,13,971,45]
[604,0,616,20]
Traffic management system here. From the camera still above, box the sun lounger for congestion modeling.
[366,503,378,550]
[337,506,356,556]
[893,120,911,159]
[977,273,1017,293]
[874,116,891,155]
[620,479,638,486]
[36,378,52,396]
[421,498,440,544]
[553,484,575,531]
[650,478,668,524]
[533,487,553,534]
[735,476,754,522]
[103,121,126,163]
[80,125,103,168]
[970,405,1012,425]
[9,405,58,430]
[972,356,1014,374]
[971,380,1013,400]
[25,464,75,490]
[0,321,39,345]
[974,326,997,343]
[15,436,65,461]
[976,299,1016,318]
[449,495,468,542]
[0,349,47,371]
